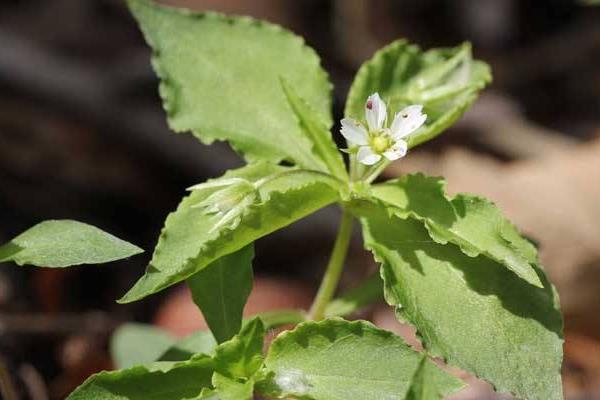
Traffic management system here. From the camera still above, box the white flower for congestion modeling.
[341,93,427,165]
[188,178,257,233]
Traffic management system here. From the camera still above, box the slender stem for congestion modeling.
[349,154,358,181]
[309,210,354,320]
[363,160,391,183]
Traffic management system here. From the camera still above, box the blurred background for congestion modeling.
[0,0,599,399]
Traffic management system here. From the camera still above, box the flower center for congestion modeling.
[369,130,393,154]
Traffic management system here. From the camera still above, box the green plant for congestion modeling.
[0,1,563,399]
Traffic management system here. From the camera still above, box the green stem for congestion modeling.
[349,153,359,182]
[309,210,354,320]
[363,160,391,183]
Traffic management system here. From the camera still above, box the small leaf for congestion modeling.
[324,272,383,318]
[212,373,254,400]
[361,204,563,399]
[372,173,542,287]
[119,162,339,303]
[0,220,143,268]
[188,245,254,344]
[111,323,175,369]
[159,330,218,362]
[345,40,491,148]
[214,317,265,379]
[67,355,214,400]
[259,319,463,400]
[127,0,334,172]
[157,311,306,363]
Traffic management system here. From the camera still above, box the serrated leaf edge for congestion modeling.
[373,173,543,287]
[361,206,563,400]
[119,169,338,303]
[128,0,334,170]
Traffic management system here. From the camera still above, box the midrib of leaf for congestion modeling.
[217,263,229,339]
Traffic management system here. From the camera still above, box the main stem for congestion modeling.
[309,209,354,320]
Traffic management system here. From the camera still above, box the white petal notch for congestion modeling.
[390,105,427,139]
[357,146,382,165]
[340,118,368,146]
[340,94,426,166]
[383,140,408,161]
[365,93,387,131]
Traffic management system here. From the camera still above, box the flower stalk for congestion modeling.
[309,210,354,321]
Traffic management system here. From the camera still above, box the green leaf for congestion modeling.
[345,40,491,148]
[0,220,143,268]
[324,272,383,318]
[212,373,254,400]
[214,317,265,379]
[280,78,347,179]
[119,162,340,303]
[198,388,220,400]
[67,355,214,400]
[361,204,563,400]
[157,310,306,363]
[111,323,175,369]
[188,245,254,344]
[259,319,463,400]
[159,330,218,362]
[405,357,465,400]
[127,0,335,173]
[372,173,543,287]
[250,309,306,329]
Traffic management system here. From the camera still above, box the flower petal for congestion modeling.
[390,105,427,139]
[187,177,248,191]
[340,118,368,146]
[365,93,387,131]
[357,146,382,165]
[383,139,408,161]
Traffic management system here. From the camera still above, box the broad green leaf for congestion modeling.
[159,330,218,362]
[259,319,463,400]
[212,373,254,400]
[372,173,542,287]
[127,0,336,173]
[119,162,340,303]
[345,40,491,148]
[361,205,563,400]
[188,245,254,344]
[0,220,143,268]
[280,78,347,179]
[67,355,214,400]
[111,323,175,369]
[214,317,265,379]
[324,272,383,318]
